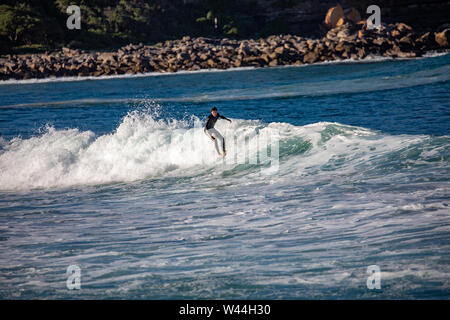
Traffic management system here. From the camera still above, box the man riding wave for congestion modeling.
[204,106,231,157]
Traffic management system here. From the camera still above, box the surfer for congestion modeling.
[204,106,232,157]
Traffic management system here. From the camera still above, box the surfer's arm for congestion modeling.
[219,115,232,123]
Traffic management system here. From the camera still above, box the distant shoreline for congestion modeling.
[1,22,449,82]
[2,51,449,87]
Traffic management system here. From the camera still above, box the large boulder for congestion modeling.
[274,46,285,55]
[62,47,80,57]
[260,53,270,64]
[177,52,190,61]
[345,8,361,24]
[238,42,250,56]
[435,29,450,47]
[303,51,319,64]
[98,52,117,63]
[396,23,413,33]
[415,32,436,50]
[324,4,344,28]
[207,59,216,67]
[268,59,278,67]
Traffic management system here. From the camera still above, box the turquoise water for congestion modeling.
[0,54,449,299]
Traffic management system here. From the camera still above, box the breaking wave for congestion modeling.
[0,108,448,190]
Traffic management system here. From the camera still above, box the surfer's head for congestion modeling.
[211,106,218,116]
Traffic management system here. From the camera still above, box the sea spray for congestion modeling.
[0,107,447,190]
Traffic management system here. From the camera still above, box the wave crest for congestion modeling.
[0,109,447,190]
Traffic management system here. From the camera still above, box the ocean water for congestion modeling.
[0,54,449,299]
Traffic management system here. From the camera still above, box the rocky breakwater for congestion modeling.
[0,24,449,81]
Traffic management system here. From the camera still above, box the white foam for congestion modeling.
[0,107,442,191]
[0,66,256,86]
[0,110,273,189]
[0,111,218,189]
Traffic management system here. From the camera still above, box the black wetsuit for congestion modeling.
[205,113,230,130]
[204,113,230,153]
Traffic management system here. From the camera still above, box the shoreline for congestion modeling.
[1,51,448,87]
[1,22,449,83]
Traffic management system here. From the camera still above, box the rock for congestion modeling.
[292,41,308,53]
[391,23,413,40]
[198,53,209,60]
[357,20,366,26]
[336,18,345,27]
[399,35,413,47]
[417,32,431,43]
[326,29,338,41]
[269,59,278,67]
[177,52,190,60]
[333,42,344,52]
[98,52,117,63]
[336,29,351,39]
[238,42,250,56]
[345,8,361,24]
[62,47,80,57]
[372,37,387,46]
[4,61,17,72]
[303,51,319,64]
[260,54,270,64]
[391,29,401,38]
[324,4,344,28]
[356,47,366,58]
[23,71,33,79]
[167,57,177,65]
[385,44,416,58]
[132,54,144,63]
[218,57,230,64]
[435,29,450,47]
[268,52,278,60]
[77,65,90,76]
[396,23,413,33]
[358,30,365,39]
[306,39,315,50]
[0,27,442,81]
[396,51,417,58]
[274,46,285,55]
[244,56,264,67]
[28,62,37,70]
[415,32,435,49]
[314,44,325,55]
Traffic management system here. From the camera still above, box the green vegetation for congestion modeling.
[0,0,325,54]
[0,1,65,52]
[0,0,278,53]
[194,0,259,38]
[0,0,447,54]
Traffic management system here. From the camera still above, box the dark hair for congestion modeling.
[211,106,218,112]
